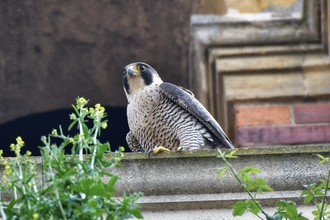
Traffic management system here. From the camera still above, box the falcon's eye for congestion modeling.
[138,64,146,71]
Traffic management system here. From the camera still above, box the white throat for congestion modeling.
[125,75,163,103]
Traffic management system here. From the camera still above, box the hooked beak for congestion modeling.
[126,66,140,78]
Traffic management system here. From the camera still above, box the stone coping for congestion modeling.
[112,145,330,210]
[120,144,330,160]
[1,145,330,211]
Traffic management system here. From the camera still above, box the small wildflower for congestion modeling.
[69,138,75,143]
[28,182,33,188]
[89,107,94,115]
[119,146,125,152]
[95,103,101,109]
[16,136,25,146]
[41,136,47,143]
[0,149,3,157]
[101,122,108,129]
[51,129,58,135]
[26,150,32,156]
[77,97,88,108]
[78,133,85,139]
[32,213,39,219]
[69,113,77,120]
[82,107,88,114]
[10,143,15,150]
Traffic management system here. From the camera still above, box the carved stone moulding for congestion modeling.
[189,0,330,146]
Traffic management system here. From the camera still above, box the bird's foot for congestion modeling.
[148,146,171,158]
[175,146,183,152]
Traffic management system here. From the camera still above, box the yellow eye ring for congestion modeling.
[138,64,146,71]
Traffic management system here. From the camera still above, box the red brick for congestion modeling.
[294,104,330,124]
[236,125,330,147]
[235,105,291,127]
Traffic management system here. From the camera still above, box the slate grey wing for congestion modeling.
[159,82,234,149]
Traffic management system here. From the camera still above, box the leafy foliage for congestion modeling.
[216,149,330,220]
[0,97,143,220]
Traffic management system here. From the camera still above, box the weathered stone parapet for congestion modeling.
[1,145,330,219]
[113,145,330,210]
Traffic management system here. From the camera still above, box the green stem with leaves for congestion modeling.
[218,150,268,220]
[90,126,98,170]
[319,169,330,220]
[0,193,6,220]
[49,164,67,220]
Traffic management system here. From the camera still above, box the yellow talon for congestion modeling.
[148,146,170,158]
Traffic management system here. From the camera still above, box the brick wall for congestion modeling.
[235,103,330,147]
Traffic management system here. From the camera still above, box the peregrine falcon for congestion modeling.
[123,62,234,154]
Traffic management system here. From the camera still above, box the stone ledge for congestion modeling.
[1,145,330,214]
[112,145,330,211]
[137,190,307,211]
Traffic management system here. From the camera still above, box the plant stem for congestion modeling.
[90,126,99,170]
[319,169,330,220]
[78,119,84,163]
[17,161,31,209]
[49,165,67,220]
[218,150,269,219]
[0,194,7,220]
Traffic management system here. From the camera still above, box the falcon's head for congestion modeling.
[123,62,163,96]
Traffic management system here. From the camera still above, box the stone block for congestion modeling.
[294,104,330,124]
[237,125,330,146]
[223,72,305,101]
[304,67,330,96]
[235,105,291,127]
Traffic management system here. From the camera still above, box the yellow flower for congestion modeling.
[76,97,88,107]
[82,107,88,113]
[51,129,58,135]
[26,151,32,156]
[95,103,101,109]
[10,143,15,150]
[119,146,125,152]
[69,138,75,143]
[101,122,108,129]
[0,149,3,157]
[89,107,94,114]
[28,182,32,188]
[69,113,77,120]
[78,134,85,139]
[16,136,25,146]
[32,213,39,219]
[4,164,11,175]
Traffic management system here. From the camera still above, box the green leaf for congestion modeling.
[128,208,143,219]
[96,142,110,160]
[70,178,110,197]
[68,121,78,131]
[82,123,89,137]
[248,200,261,215]
[72,104,79,115]
[106,175,118,194]
[225,149,239,159]
[217,167,227,179]
[260,184,274,192]
[316,154,330,164]
[233,200,261,217]
[232,201,249,216]
[241,166,260,174]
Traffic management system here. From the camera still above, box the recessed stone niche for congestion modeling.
[189,0,330,147]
